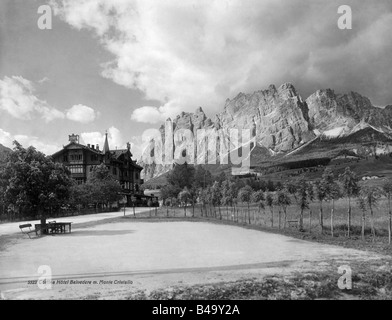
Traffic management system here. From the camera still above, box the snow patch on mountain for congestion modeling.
[322,127,346,138]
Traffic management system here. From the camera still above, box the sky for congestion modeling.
[0,0,392,158]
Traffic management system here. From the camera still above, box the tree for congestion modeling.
[238,185,253,224]
[193,166,213,189]
[161,184,181,207]
[265,193,275,227]
[0,174,6,219]
[215,172,227,184]
[211,181,222,219]
[321,168,341,237]
[89,163,112,182]
[357,195,368,241]
[295,178,314,232]
[188,186,198,217]
[178,187,191,217]
[275,190,291,229]
[167,163,195,190]
[0,141,73,227]
[251,190,265,214]
[164,198,172,217]
[360,186,381,242]
[314,179,328,234]
[286,181,298,203]
[339,167,360,238]
[87,164,122,210]
[221,180,233,220]
[266,180,275,192]
[198,187,207,216]
[275,181,283,191]
[100,179,123,207]
[251,190,265,224]
[382,179,392,245]
[70,182,94,212]
[204,186,213,217]
[228,180,239,222]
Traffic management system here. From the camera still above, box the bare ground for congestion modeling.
[0,217,390,300]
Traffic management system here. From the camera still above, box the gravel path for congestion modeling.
[0,208,149,236]
[0,220,384,299]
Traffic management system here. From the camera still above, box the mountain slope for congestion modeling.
[141,83,392,181]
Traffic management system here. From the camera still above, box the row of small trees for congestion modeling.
[164,166,392,244]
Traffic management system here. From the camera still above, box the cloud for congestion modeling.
[0,76,65,122]
[0,128,60,155]
[130,103,182,124]
[66,104,100,123]
[81,126,125,150]
[0,128,13,147]
[0,76,100,124]
[38,77,50,84]
[51,0,392,121]
[131,106,165,124]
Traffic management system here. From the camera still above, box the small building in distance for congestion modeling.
[52,133,144,205]
[231,166,262,178]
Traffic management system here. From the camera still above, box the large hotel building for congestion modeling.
[52,133,145,205]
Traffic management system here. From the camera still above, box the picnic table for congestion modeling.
[35,222,72,235]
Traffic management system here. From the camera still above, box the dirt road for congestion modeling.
[0,220,385,299]
[0,208,149,236]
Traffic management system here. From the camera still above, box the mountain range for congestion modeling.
[140,83,392,181]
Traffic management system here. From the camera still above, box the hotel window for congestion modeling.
[70,154,83,161]
[113,167,117,175]
[63,155,68,162]
[69,165,84,174]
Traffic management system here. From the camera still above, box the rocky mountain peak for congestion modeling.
[306,89,383,132]
[268,84,277,92]
[277,82,298,98]
[195,106,205,114]
[141,83,392,181]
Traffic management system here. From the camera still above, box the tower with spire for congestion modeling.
[103,130,110,155]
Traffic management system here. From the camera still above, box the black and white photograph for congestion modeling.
[1,0,392,307]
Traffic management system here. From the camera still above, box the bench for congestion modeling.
[35,222,72,234]
[47,221,61,234]
[35,221,58,235]
[287,220,299,228]
[19,224,39,239]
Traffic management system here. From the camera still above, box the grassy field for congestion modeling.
[138,198,391,234]
[133,197,392,255]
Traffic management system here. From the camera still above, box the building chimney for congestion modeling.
[69,134,79,144]
[91,145,95,150]
[87,144,90,148]
[96,144,99,151]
